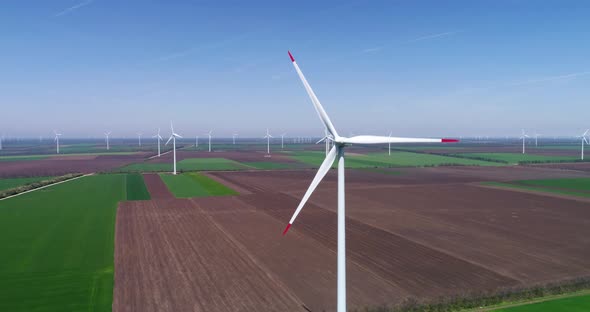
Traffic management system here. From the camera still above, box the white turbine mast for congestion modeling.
[264,128,273,154]
[281,133,286,149]
[152,128,162,157]
[579,129,589,160]
[165,122,182,174]
[195,135,199,149]
[206,130,212,152]
[104,131,111,150]
[53,130,62,154]
[282,51,457,312]
[233,133,238,145]
[520,129,530,154]
[137,132,142,147]
[316,128,333,156]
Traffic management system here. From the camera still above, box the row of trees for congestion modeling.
[0,173,83,199]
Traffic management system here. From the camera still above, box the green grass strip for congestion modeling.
[159,172,238,198]
[125,173,150,200]
[0,174,126,312]
[0,176,54,191]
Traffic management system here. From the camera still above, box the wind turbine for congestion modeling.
[0,134,3,150]
[152,128,162,157]
[316,128,332,156]
[104,131,111,150]
[195,136,199,149]
[54,131,62,154]
[206,130,212,152]
[535,132,540,147]
[579,129,589,160]
[233,133,238,145]
[281,133,286,149]
[137,133,142,147]
[165,123,182,175]
[264,128,273,154]
[282,51,457,312]
[388,131,392,155]
[520,129,529,154]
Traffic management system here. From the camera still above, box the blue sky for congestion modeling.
[2,0,589,138]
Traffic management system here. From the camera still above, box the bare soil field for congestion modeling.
[146,150,304,166]
[527,162,590,172]
[115,165,590,311]
[0,153,149,178]
[142,173,174,199]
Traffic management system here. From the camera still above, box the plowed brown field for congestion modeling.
[115,165,590,311]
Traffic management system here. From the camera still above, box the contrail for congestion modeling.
[509,71,590,86]
[409,31,459,42]
[54,0,94,17]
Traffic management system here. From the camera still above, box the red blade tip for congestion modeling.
[288,51,295,62]
[282,223,292,235]
[442,138,459,143]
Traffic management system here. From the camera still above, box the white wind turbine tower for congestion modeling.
[233,133,238,145]
[263,128,273,154]
[388,131,392,155]
[535,132,540,147]
[137,133,142,147]
[195,136,199,149]
[152,128,162,157]
[520,129,529,154]
[578,129,589,160]
[54,131,62,154]
[282,51,457,312]
[206,130,212,152]
[316,128,332,156]
[0,134,3,150]
[165,123,182,175]
[104,131,111,150]
[281,133,286,149]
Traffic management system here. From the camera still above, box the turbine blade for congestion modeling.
[340,135,458,144]
[289,51,339,138]
[174,133,183,138]
[165,135,173,145]
[283,145,338,235]
[316,136,328,144]
[584,129,589,136]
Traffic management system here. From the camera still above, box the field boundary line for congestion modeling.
[474,182,590,204]
[0,173,94,201]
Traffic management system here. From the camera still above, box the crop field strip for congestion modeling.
[125,173,151,200]
[114,199,305,312]
[0,174,126,312]
[159,172,238,198]
[493,293,590,311]
[482,177,590,199]
[0,176,53,191]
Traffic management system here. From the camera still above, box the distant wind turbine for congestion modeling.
[206,130,212,152]
[137,133,142,147]
[195,136,199,149]
[281,133,286,149]
[316,128,332,156]
[535,132,540,147]
[104,131,111,150]
[152,128,162,157]
[520,129,530,154]
[165,122,182,175]
[579,129,589,160]
[233,133,238,145]
[54,130,62,154]
[282,51,458,312]
[264,128,273,154]
[388,131,392,155]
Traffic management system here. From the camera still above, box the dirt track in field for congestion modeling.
[115,165,590,311]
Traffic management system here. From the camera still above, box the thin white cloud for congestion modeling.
[508,71,590,87]
[153,33,252,63]
[54,0,94,17]
[362,47,382,53]
[409,31,460,42]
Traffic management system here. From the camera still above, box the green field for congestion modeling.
[0,155,50,161]
[241,161,295,169]
[484,178,590,198]
[493,294,590,311]
[125,173,150,200]
[0,176,53,191]
[0,174,126,311]
[120,157,249,172]
[159,172,238,198]
[285,151,501,168]
[456,152,578,164]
